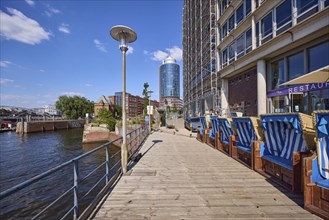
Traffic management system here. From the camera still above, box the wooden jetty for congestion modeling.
[91,129,321,219]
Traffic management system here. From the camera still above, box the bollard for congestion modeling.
[190,123,192,137]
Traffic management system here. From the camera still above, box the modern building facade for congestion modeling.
[217,0,329,116]
[95,93,160,118]
[159,56,182,109]
[183,0,329,117]
[183,0,218,117]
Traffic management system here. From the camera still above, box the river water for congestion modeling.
[0,128,121,219]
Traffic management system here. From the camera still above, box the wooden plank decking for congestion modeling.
[92,130,321,220]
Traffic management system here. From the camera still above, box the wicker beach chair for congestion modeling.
[304,110,329,219]
[253,113,315,193]
[215,117,235,156]
[206,116,220,147]
[196,116,208,143]
[231,117,262,168]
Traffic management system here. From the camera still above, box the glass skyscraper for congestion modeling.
[159,56,180,108]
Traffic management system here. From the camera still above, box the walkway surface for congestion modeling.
[92,120,320,220]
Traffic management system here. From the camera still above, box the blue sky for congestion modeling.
[0,0,183,108]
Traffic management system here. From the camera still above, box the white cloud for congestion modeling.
[44,4,61,17]
[143,50,149,55]
[1,94,37,102]
[0,60,12,67]
[0,8,51,45]
[85,83,93,87]
[93,39,107,53]
[58,23,70,34]
[151,46,182,62]
[152,50,168,61]
[39,69,45,72]
[0,78,14,84]
[126,46,134,55]
[61,92,84,97]
[25,0,35,6]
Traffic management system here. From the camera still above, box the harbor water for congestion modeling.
[0,128,121,219]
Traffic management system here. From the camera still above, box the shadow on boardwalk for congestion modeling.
[91,129,321,220]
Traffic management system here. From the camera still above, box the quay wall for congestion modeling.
[16,120,85,133]
[82,123,121,146]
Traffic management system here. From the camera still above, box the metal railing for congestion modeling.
[0,125,149,220]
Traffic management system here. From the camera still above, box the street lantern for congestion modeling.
[110,25,137,174]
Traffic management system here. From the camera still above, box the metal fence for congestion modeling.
[0,125,149,220]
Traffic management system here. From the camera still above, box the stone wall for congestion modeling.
[16,120,84,133]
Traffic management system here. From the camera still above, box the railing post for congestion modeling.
[105,144,109,183]
[73,160,79,220]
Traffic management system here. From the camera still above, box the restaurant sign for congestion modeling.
[267,82,329,97]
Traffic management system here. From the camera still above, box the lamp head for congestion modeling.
[110,25,137,52]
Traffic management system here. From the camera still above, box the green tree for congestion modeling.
[113,104,122,119]
[173,104,177,113]
[55,95,94,119]
[142,82,150,116]
[96,108,116,131]
[166,105,171,113]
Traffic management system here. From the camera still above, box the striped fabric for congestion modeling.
[199,117,207,136]
[315,112,329,179]
[233,118,258,148]
[261,115,308,161]
[217,118,233,143]
[209,116,218,139]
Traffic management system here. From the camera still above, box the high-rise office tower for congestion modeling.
[183,0,218,117]
[159,56,182,110]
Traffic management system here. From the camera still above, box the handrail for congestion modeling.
[0,124,149,219]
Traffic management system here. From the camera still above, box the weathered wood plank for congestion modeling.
[91,131,321,219]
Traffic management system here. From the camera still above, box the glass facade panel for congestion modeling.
[296,0,318,15]
[262,12,272,37]
[288,52,304,80]
[245,0,251,15]
[222,22,227,38]
[236,35,244,56]
[222,48,228,67]
[245,28,252,52]
[271,59,285,90]
[308,41,329,72]
[325,0,329,7]
[236,4,244,25]
[276,0,292,30]
[159,62,180,98]
[229,43,235,63]
[229,15,235,32]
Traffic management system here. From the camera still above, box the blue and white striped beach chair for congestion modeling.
[215,117,234,156]
[197,116,208,143]
[254,113,315,193]
[231,117,262,168]
[206,116,220,147]
[304,111,329,219]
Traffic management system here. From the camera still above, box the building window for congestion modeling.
[325,0,329,7]
[288,52,304,80]
[222,22,227,39]
[222,48,228,67]
[308,41,329,72]
[275,0,292,35]
[228,42,235,63]
[236,3,244,25]
[271,59,285,90]
[245,0,251,16]
[296,0,318,23]
[245,28,252,53]
[261,12,273,44]
[236,34,244,59]
[228,14,235,32]
[256,22,260,47]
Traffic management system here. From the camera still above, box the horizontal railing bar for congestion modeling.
[32,186,74,220]
[79,174,106,202]
[110,150,121,159]
[79,161,106,184]
[60,206,74,220]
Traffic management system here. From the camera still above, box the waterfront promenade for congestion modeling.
[92,121,320,219]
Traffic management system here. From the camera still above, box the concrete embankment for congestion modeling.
[82,123,121,146]
[16,120,84,133]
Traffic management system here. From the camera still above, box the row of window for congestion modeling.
[269,40,329,91]
[220,0,251,40]
[222,28,252,67]
[221,0,329,69]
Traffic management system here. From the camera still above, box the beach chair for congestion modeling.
[206,116,219,147]
[231,117,262,168]
[253,113,315,193]
[215,117,234,156]
[196,116,208,143]
[304,110,329,219]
